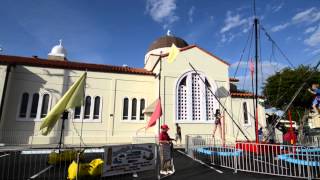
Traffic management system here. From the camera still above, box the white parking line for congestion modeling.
[0,153,10,158]
[28,165,54,179]
[177,150,223,174]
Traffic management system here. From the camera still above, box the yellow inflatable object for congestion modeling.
[67,159,104,180]
[88,158,104,176]
[48,150,82,165]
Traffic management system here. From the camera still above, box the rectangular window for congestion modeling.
[19,93,29,118]
[140,99,145,120]
[131,98,137,120]
[243,102,249,124]
[40,94,49,118]
[123,98,129,120]
[84,96,91,119]
[30,93,39,118]
[74,106,81,119]
[93,97,100,119]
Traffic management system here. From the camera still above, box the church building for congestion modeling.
[0,34,266,145]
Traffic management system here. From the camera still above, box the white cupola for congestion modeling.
[48,39,67,61]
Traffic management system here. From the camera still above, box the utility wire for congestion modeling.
[189,63,250,140]
[233,24,254,79]
[261,26,295,68]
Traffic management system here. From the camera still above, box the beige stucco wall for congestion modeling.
[229,98,266,142]
[156,47,232,141]
[0,47,267,145]
[0,65,157,145]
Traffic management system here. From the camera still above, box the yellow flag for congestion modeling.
[167,43,180,63]
[40,72,86,135]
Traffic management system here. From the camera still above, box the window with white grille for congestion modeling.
[206,80,215,121]
[176,72,218,122]
[177,77,187,120]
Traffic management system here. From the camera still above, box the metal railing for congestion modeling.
[299,136,320,147]
[132,136,158,144]
[185,134,320,179]
[0,145,159,180]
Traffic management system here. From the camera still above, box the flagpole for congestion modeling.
[58,111,68,151]
[250,60,256,142]
[158,51,162,137]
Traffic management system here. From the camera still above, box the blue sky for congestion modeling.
[0,0,320,89]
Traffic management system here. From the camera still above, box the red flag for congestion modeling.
[249,59,254,77]
[146,99,162,129]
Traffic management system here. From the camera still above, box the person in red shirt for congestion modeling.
[159,124,175,175]
[159,124,175,142]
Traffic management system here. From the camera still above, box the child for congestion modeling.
[159,124,175,175]
[212,109,222,141]
[308,83,320,115]
[175,123,182,146]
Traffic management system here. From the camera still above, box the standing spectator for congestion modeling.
[258,127,263,142]
[159,124,175,175]
[175,123,182,146]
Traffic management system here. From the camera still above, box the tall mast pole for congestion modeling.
[158,52,162,136]
[254,17,259,143]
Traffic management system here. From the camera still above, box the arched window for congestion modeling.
[74,106,81,119]
[30,93,39,118]
[84,96,91,119]
[40,94,50,118]
[205,80,215,121]
[123,98,129,120]
[93,96,100,119]
[19,93,29,118]
[243,102,249,124]
[140,99,145,120]
[177,77,187,120]
[176,72,218,122]
[131,98,137,120]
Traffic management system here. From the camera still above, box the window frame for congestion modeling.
[72,95,102,123]
[121,97,147,123]
[16,90,52,122]
[242,101,251,126]
[131,98,137,120]
[18,92,29,118]
[175,71,219,123]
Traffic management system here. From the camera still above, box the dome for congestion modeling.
[147,35,189,52]
[48,40,67,57]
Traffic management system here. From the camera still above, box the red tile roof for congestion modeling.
[231,92,264,99]
[0,55,154,76]
[151,45,230,66]
[229,78,239,82]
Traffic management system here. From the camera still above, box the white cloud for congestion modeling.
[231,61,286,72]
[305,28,320,47]
[311,48,320,55]
[270,8,320,34]
[304,26,317,34]
[145,0,178,29]
[292,7,320,24]
[232,61,287,91]
[188,6,195,23]
[272,3,284,13]
[220,33,235,43]
[220,11,248,33]
[271,23,290,32]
